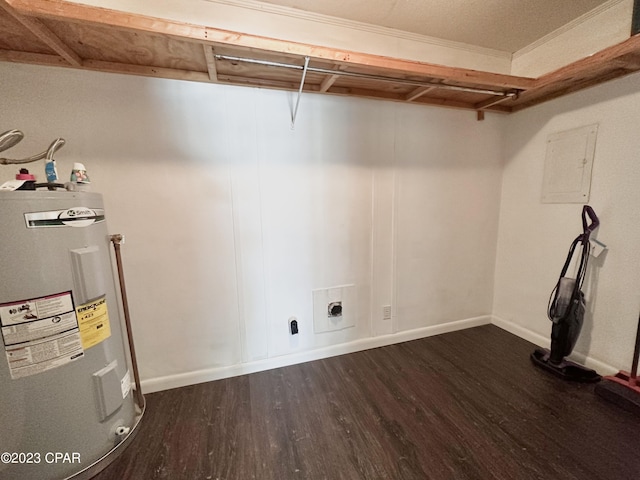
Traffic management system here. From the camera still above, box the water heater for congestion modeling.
[0,190,142,480]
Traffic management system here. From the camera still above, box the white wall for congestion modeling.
[493,70,640,374]
[511,0,632,77]
[0,63,504,392]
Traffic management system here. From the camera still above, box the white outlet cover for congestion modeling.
[312,284,356,333]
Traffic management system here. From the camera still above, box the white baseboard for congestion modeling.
[141,315,491,393]
[490,315,550,348]
[490,315,618,376]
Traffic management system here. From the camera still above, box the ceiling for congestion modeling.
[254,0,610,51]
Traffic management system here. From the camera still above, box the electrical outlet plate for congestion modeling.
[289,317,299,335]
[382,305,392,321]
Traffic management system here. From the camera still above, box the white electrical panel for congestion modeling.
[541,124,598,204]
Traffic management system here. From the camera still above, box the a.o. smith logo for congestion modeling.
[25,207,105,228]
[61,208,95,218]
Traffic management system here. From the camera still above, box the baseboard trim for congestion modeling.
[490,315,618,376]
[490,315,550,348]
[141,315,491,393]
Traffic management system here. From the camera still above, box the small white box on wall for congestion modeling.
[312,284,356,333]
[541,124,598,204]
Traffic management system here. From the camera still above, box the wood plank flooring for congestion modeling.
[93,326,640,480]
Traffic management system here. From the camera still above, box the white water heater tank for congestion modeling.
[0,190,141,480]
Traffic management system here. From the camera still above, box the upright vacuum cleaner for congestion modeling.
[531,206,601,382]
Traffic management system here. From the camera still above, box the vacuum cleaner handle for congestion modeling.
[582,205,599,235]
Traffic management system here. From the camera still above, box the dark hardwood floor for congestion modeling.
[93,325,640,480]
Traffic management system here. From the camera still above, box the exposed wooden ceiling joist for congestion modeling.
[1,0,640,115]
[202,45,218,83]
[0,0,80,65]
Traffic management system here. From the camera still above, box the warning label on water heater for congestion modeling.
[0,291,84,379]
[76,295,111,350]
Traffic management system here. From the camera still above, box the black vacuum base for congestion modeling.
[531,348,601,383]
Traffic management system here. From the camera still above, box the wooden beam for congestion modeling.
[5,0,536,90]
[476,110,485,121]
[609,53,640,70]
[511,68,625,112]
[82,59,210,82]
[202,44,218,82]
[0,45,514,115]
[9,0,639,114]
[509,35,640,111]
[330,85,478,110]
[404,86,434,102]
[213,73,482,112]
[217,73,321,92]
[0,48,70,66]
[0,0,82,66]
[0,48,210,83]
[319,74,339,92]
[533,33,640,90]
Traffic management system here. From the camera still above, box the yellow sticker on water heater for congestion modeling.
[76,296,111,349]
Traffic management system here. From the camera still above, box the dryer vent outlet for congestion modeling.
[328,301,342,317]
[312,285,356,333]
